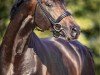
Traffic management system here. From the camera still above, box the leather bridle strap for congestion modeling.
[56,11,71,23]
[37,0,71,24]
[36,0,71,37]
[37,0,56,26]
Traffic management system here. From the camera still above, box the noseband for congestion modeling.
[35,0,71,37]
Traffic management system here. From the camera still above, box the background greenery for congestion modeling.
[0,0,100,75]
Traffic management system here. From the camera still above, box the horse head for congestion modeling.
[34,0,80,40]
[10,0,80,40]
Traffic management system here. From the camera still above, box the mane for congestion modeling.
[60,0,64,3]
[53,0,65,3]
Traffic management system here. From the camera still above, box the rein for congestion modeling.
[35,0,71,37]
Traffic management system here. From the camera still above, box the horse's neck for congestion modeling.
[28,32,40,48]
[0,0,37,74]
[28,32,48,63]
[0,16,35,75]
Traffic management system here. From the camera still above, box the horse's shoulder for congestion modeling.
[41,37,67,44]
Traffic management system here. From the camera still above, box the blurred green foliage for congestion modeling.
[0,0,100,75]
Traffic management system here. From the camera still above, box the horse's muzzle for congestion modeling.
[70,26,80,39]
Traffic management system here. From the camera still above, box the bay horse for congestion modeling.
[0,0,95,75]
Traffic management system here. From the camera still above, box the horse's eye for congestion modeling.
[45,2,53,7]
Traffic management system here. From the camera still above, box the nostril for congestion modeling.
[71,27,79,38]
[72,27,78,32]
[69,25,81,39]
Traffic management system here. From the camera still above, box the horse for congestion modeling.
[10,0,80,40]
[0,0,95,75]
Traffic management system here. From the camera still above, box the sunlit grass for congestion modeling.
[5,19,10,26]
[94,56,100,65]
[67,1,84,12]
[34,30,51,38]
[75,17,94,30]
[0,38,2,44]
[78,33,89,46]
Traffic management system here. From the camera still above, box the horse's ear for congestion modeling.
[53,0,64,3]
[60,0,66,5]
[60,0,64,3]
[62,0,65,2]
[59,0,66,5]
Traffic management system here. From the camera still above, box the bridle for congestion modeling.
[35,0,71,37]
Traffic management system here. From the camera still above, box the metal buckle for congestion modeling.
[53,30,61,38]
[52,23,65,38]
[53,23,62,32]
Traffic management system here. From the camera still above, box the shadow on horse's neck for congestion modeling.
[28,32,40,48]
[28,32,49,63]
